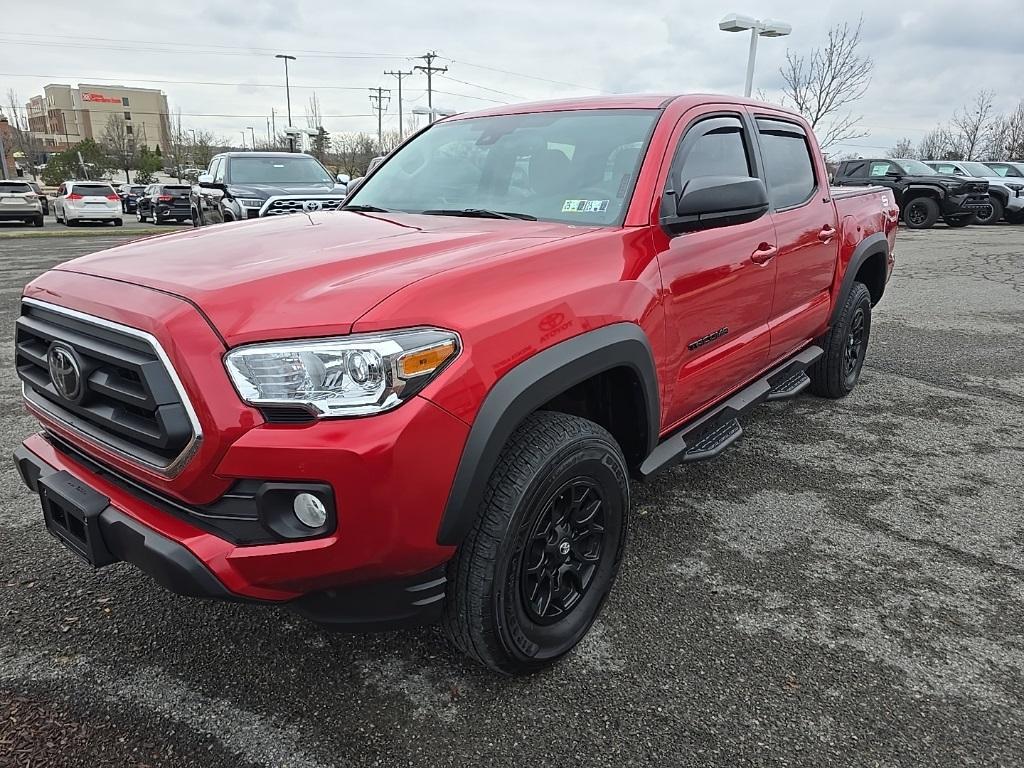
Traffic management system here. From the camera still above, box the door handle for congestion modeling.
[818,225,836,243]
[751,243,777,265]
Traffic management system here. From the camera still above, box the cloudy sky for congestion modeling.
[2,0,1022,156]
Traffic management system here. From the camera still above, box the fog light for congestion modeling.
[293,493,327,528]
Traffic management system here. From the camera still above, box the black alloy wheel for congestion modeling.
[520,478,606,625]
[844,307,866,388]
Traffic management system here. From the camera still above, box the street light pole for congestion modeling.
[241,130,247,150]
[719,14,792,97]
[248,126,256,150]
[275,54,297,151]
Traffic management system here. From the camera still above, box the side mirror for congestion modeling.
[336,173,351,185]
[664,176,769,234]
[197,173,215,186]
[345,178,364,197]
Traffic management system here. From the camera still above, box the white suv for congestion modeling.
[53,181,124,226]
[0,180,44,227]
[925,160,1024,225]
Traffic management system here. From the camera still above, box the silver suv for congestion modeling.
[924,160,1024,225]
[0,180,44,227]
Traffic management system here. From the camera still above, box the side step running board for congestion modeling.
[639,345,822,476]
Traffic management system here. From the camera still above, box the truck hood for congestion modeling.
[54,211,590,346]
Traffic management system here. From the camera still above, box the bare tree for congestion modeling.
[333,132,379,176]
[4,89,43,179]
[917,128,953,160]
[379,129,403,154]
[305,93,323,131]
[780,18,874,152]
[889,138,916,159]
[988,100,1024,161]
[101,114,136,183]
[947,90,998,161]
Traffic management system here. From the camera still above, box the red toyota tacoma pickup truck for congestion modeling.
[15,94,897,674]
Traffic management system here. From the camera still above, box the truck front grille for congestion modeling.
[15,300,200,476]
[261,196,345,216]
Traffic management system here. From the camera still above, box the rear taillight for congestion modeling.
[106,194,120,201]
[158,194,173,202]
[67,193,83,200]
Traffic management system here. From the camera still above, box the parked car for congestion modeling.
[136,184,192,224]
[14,94,897,674]
[191,152,348,226]
[924,160,1024,225]
[0,180,44,226]
[986,161,1024,180]
[833,157,990,228]
[117,184,147,213]
[27,181,49,215]
[52,181,122,226]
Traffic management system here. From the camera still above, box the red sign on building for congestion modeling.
[82,92,121,104]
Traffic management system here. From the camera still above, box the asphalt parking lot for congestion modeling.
[0,211,191,234]
[1,225,1022,767]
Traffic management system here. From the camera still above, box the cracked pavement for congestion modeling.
[1,225,1022,766]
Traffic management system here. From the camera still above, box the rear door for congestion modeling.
[71,182,118,213]
[751,115,839,361]
[653,108,777,429]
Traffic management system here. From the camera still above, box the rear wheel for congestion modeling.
[114,218,123,227]
[809,282,872,399]
[137,209,146,223]
[443,411,629,675]
[974,196,1003,225]
[943,214,974,227]
[33,216,44,227]
[903,197,939,229]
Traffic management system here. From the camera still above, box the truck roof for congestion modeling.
[449,93,807,121]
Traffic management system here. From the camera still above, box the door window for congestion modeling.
[212,158,226,183]
[843,161,868,179]
[869,161,895,177]
[756,120,817,209]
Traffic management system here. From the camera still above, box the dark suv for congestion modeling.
[833,158,990,229]
[118,184,146,214]
[136,184,192,224]
[191,152,348,226]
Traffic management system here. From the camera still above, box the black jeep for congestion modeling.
[833,158,990,229]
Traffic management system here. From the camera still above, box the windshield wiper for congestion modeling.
[342,204,391,213]
[420,208,537,221]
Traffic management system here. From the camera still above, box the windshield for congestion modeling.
[228,155,333,185]
[959,162,996,177]
[898,159,937,175]
[347,109,660,226]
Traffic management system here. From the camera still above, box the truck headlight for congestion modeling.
[1006,183,1024,196]
[224,328,460,417]
[237,198,264,208]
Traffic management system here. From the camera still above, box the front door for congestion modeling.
[653,109,778,430]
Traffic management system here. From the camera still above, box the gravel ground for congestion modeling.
[1,225,1022,767]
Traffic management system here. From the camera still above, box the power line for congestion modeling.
[0,71,373,91]
[414,51,448,120]
[0,37,407,60]
[440,57,606,93]
[434,74,526,100]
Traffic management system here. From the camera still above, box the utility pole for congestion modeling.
[241,130,247,150]
[413,51,448,121]
[271,108,276,147]
[266,117,271,147]
[248,126,256,150]
[384,69,414,139]
[368,87,391,148]
[275,54,297,151]
[0,126,9,179]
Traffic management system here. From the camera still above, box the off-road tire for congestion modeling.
[943,215,974,228]
[1006,209,1024,226]
[974,196,1003,225]
[809,282,872,399]
[903,197,939,229]
[442,411,629,675]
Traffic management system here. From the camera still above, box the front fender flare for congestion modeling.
[435,322,659,546]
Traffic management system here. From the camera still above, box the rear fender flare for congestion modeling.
[830,231,889,326]
[435,323,660,546]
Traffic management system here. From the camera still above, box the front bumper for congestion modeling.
[943,192,991,216]
[15,434,453,629]
[1004,193,1024,213]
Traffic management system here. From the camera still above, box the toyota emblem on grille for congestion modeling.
[303,200,322,213]
[47,343,83,403]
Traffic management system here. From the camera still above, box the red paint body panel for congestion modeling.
[17,94,897,606]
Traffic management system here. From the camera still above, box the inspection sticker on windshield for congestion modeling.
[562,199,609,213]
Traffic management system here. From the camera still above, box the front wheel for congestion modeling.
[137,210,146,223]
[443,412,629,675]
[809,282,872,399]
[974,196,1003,225]
[903,197,939,229]
[1006,209,1024,226]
